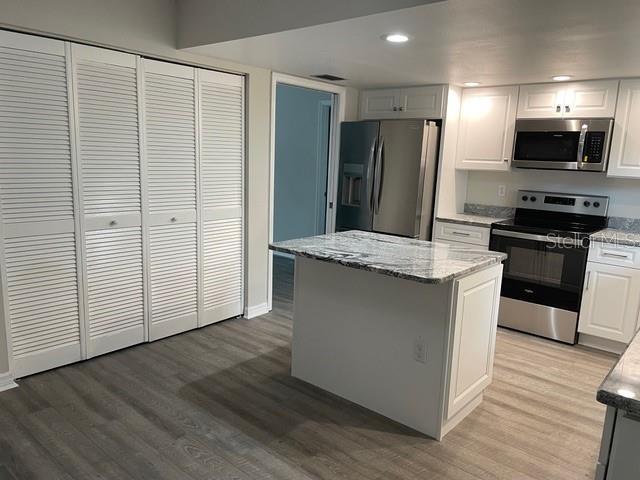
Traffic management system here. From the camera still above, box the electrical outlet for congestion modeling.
[498,184,506,198]
[413,337,427,363]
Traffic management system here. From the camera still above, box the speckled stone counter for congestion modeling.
[598,330,640,414]
[270,230,506,284]
[591,229,640,248]
[436,213,506,228]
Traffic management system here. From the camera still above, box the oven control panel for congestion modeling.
[517,190,609,216]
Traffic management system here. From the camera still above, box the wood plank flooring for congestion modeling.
[0,255,616,480]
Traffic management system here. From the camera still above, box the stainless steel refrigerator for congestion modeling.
[336,120,440,239]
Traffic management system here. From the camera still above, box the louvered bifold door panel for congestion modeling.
[198,70,244,325]
[0,31,82,377]
[149,224,198,340]
[71,45,144,357]
[143,59,198,339]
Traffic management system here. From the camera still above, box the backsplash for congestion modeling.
[463,203,515,218]
[607,217,640,233]
[466,170,640,219]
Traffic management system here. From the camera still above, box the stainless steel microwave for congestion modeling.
[512,118,614,172]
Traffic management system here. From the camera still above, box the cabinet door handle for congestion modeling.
[170,217,177,223]
[109,220,117,226]
[392,106,398,111]
[565,105,570,113]
[399,106,404,111]
[451,231,471,237]
[556,105,561,113]
[585,271,591,291]
[602,251,630,259]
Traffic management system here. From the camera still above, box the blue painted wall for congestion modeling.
[274,84,332,242]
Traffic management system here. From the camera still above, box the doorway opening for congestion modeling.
[274,84,333,242]
[267,75,346,313]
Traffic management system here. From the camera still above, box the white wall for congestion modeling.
[466,170,640,218]
[0,0,274,375]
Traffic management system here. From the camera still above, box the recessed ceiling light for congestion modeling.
[552,75,572,81]
[464,82,481,87]
[384,33,409,43]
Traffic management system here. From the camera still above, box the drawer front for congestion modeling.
[589,242,640,269]
[433,238,489,251]
[433,220,490,246]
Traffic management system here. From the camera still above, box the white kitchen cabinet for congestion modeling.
[608,79,640,178]
[359,85,444,119]
[359,88,401,118]
[518,80,618,118]
[455,86,518,171]
[578,262,640,344]
[446,263,502,420]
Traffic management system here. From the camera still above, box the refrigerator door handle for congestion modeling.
[374,137,384,214]
[367,138,377,209]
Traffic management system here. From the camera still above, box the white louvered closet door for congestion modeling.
[71,45,145,357]
[0,31,83,377]
[198,70,244,326]
[142,60,198,340]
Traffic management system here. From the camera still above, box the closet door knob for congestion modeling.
[170,217,177,223]
[109,220,117,226]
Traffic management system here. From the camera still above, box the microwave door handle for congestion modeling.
[577,123,588,165]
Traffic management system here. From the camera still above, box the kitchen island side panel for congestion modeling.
[291,256,453,438]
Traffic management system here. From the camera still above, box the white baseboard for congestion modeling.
[578,333,626,355]
[0,372,18,393]
[244,302,271,319]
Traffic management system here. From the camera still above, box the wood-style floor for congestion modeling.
[0,256,617,480]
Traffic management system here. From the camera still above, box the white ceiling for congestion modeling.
[185,0,640,88]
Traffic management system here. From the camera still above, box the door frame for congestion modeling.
[268,73,347,310]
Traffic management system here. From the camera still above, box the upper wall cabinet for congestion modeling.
[359,85,445,119]
[517,80,619,118]
[608,79,640,178]
[455,86,519,171]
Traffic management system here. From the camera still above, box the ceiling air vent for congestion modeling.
[312,74,346,82]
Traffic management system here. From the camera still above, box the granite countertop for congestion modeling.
[590,229,640,248]
[270,230,507,284]
[597,330,640,415]
[436,213,507,228]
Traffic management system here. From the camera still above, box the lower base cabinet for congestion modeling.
[597,406,640,480]
[578,247,640,345]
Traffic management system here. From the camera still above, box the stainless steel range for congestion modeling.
[489,190,609,344]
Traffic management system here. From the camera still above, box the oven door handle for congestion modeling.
[491,229,584,246]
[577,123,588,166]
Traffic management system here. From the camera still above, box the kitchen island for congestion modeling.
[595,330,640,479]
[270,230,506,440]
